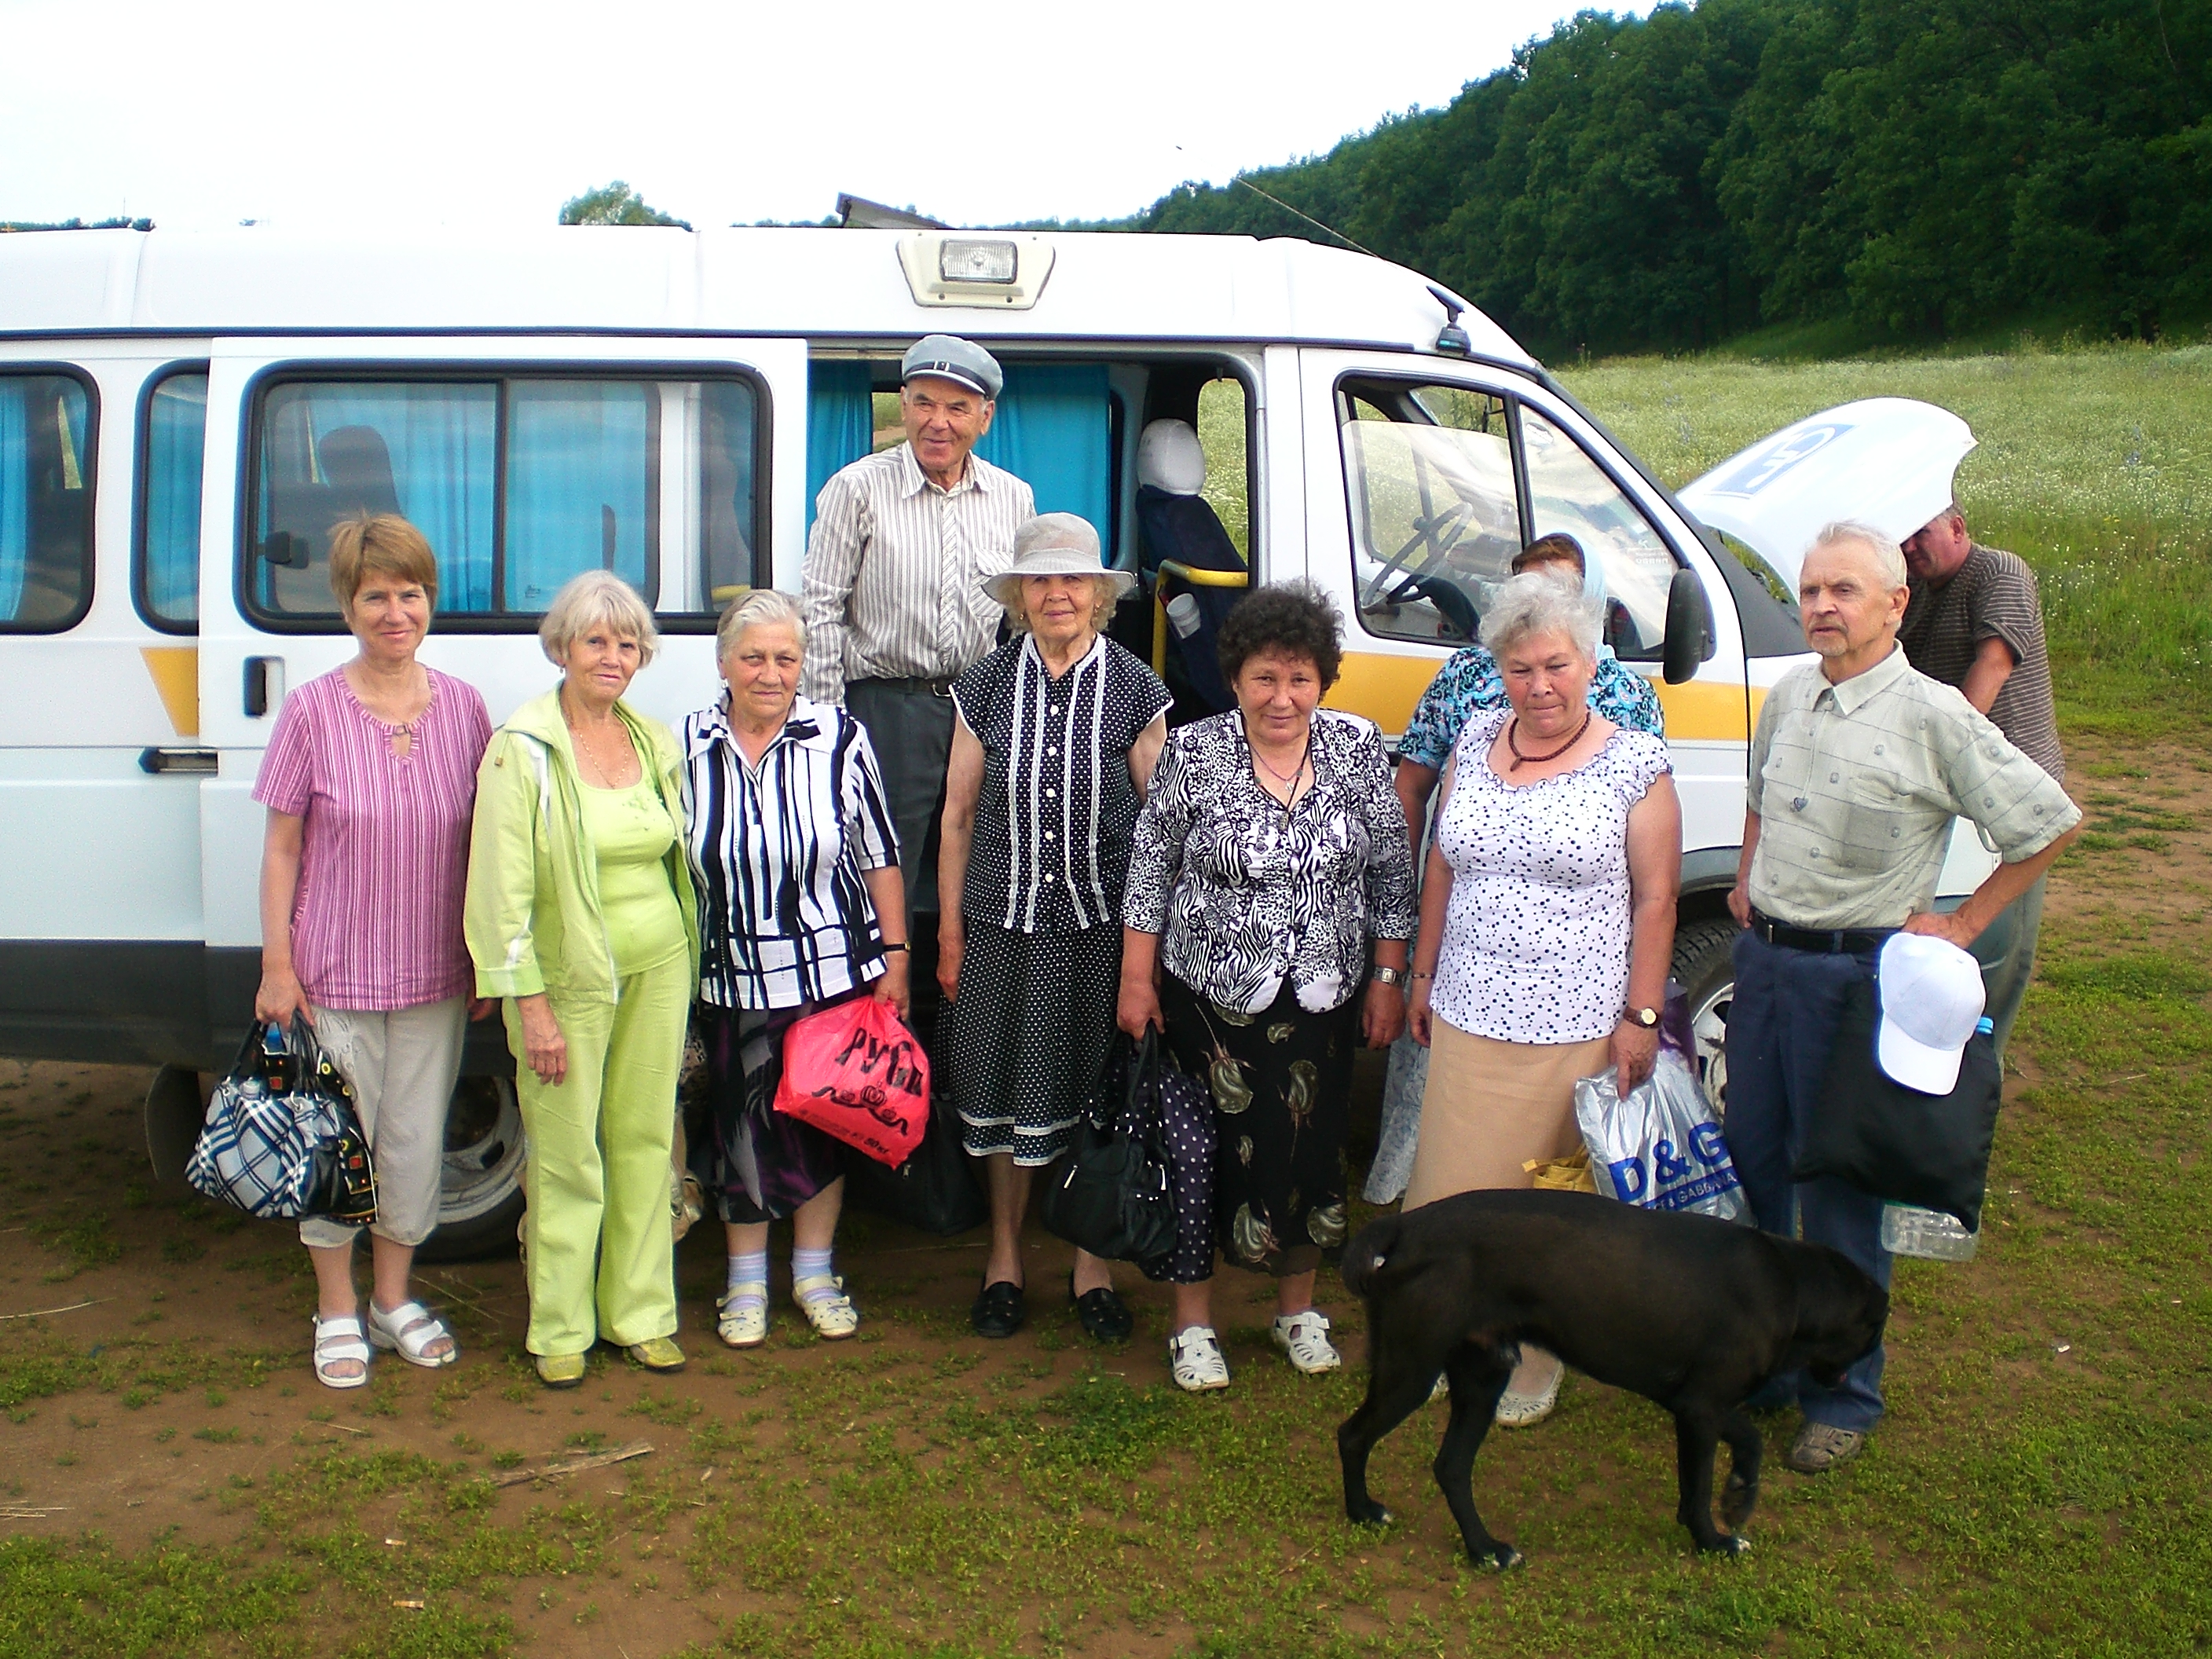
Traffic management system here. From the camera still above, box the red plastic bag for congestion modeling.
[772,996,929,1167]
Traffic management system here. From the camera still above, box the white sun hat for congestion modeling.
[982,513,1137,607]
[1875,932,1987,1094]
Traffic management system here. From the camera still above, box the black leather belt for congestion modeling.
[1749,909,1892,955]
[856,675,955,698]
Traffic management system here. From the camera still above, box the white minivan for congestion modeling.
[0,225,1996,1252]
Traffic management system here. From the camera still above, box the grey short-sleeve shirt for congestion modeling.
[1900,543,2064,783]
[1747,646,2080,930]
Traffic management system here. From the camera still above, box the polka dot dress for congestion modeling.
[1430,709,1672,1043]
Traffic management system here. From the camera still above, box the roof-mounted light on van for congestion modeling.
[897,231,1056,310]
[1429,286,1474,357]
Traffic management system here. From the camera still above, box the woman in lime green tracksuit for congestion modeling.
[466,572,700,1388]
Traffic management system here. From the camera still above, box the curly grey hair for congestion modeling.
[1809,519,1909,590]
[1478,570,1602,662]
[539,570,660,669]
[716,588,806,660]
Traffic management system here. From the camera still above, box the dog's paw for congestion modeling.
[1346,1500,1394,1529]
[1720,1476,1760,1529]
[1472,1541,1522,1571]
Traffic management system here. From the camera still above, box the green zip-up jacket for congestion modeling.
[464,688,701,1005]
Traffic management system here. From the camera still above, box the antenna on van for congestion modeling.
[1428,287,1474,358]
[1232,177,1379,259]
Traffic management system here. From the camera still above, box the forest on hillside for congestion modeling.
[1060,0,2212,357]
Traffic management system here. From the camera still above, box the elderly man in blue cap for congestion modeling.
[802,336,1035,941]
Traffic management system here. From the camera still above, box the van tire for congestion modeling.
[1669,919,1739,1122]
[416,1071,529,1262]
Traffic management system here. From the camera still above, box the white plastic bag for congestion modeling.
[1573,1050,1747,1222]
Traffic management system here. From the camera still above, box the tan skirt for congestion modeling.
[1402,1020,1612,1210]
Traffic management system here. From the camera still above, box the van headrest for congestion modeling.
[1137,419,1207,496]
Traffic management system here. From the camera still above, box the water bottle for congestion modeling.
[1881,1203,1979,1261]
[1165,591,1203,639]
[1880,1019,1990,1262]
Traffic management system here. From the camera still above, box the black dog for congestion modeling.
[1337,1188,1888,1564]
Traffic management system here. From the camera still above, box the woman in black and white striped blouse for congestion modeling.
[680,590,908,1352]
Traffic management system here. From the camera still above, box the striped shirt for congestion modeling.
[800,442,1035,704]
[1747,646,2080,931]
[951,635,1172,933]
[679,694,900,1011]
[1899,543,2064,782]
[253,665,492,1010]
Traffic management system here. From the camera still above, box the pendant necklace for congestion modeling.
[1506,709,1591,772]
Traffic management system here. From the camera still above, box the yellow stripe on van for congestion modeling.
[141,646,200,738]
[1328,650,1751,743]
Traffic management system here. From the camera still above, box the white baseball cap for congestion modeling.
[1875,933,1987,1094]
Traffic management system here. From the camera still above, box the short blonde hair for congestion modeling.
[328,514,438,613]
[539,570,659,669]
[716,588,806,661]
[1002,573,1119,635]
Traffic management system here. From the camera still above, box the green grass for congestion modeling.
[1561,342,2212,724]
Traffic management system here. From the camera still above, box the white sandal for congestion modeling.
[716,1285,768,1348]
[791,1273,859,1339]
[1271,1310,1343,1375]
[1168,1325,1231,1393]
[367,1299,458,1368]
[1494,1357,1564,1427]
[312,1311,372,1390]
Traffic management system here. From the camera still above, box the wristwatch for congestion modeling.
[1371,965,1407,987]
[1624,1005,1661,1029]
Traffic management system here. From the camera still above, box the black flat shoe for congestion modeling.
[972,1280,1026,1339]
[1069,1276,1133,1343]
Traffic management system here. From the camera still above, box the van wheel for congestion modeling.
[1670,920,1739,1121]
[418,1071,528,1262]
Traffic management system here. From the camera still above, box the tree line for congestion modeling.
[1063,0,2211,357]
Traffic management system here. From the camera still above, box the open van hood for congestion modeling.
[1678,397,1976,587]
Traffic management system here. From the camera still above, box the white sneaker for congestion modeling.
[1167,1325,1231,1392]
[1271,1310,1342,1375]
[715,1287,767,1349]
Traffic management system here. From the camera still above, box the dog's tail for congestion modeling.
[1339,1211,1408,1301]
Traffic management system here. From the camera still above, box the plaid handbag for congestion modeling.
[185,1016,378,1224]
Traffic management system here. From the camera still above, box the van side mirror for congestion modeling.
[1662,567,1712,685]
[260,531,310,569]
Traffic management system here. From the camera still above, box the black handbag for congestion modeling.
[1040,1032,1179,1265]
[1793,972,2002,1232]
[843,1017,987,1236]
[185,1016,378,1225]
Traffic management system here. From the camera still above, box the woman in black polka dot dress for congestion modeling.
[938,515,1171,1343]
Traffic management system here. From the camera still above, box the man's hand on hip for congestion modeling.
[1901,910,1978,951]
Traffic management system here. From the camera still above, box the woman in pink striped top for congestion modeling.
[253,514,492,1390]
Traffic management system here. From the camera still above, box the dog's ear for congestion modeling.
[1786,1244,1889,1376]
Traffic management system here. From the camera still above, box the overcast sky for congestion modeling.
[3,0,1641,232]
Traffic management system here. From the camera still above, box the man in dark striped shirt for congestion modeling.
[1899,503,2063,1058]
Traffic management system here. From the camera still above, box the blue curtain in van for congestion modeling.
[261,383,497,612]
[504,381,653,611]
[976,363,1111,540]
[807,361,874,535]
[144,375,207,624]
[0,382,25,621]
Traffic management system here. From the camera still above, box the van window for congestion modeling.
[1196,376,1248,559]
[1520,408,1677,658]
[247,372,760,625]
[138,371,207,630]
[1340,382,1516,646]
[0,372,95,632]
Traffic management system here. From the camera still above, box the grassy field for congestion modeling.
[3,346,2209,1657]
[1559,343,2212,729]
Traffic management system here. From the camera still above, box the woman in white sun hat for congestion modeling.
[938,513,1171,1345]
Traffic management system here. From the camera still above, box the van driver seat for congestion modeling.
[1135,419,1243,718]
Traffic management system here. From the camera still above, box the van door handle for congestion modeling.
[244,656,284,717]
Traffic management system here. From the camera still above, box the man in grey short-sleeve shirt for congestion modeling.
[1898,503,2063,1057]
[1726,521,2078,1476]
